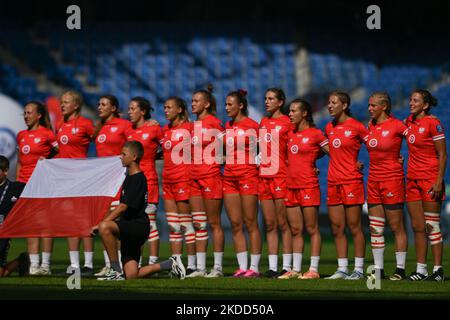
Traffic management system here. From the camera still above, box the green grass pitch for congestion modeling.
[1,237,449,299]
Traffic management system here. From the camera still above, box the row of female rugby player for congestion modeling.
[16,86,446,281]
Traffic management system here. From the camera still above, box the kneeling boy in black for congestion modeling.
[92,141,185,280]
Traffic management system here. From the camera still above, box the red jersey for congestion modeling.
[16,126,58,183]
[406,115,446,180]
[259,115,293,178]
[191,114,224,179]
[95,117,132,157]
[325,118,368,185]
[287,127,328,188]
[224,117,259,180]
[127,122,163,184]
[56,116,94,159]
[162,121,192,183]
[366,117,407,182]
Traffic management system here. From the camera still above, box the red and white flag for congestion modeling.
[0,157,126,238]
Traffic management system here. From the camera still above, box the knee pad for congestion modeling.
[192,212,208,241]
[166,212,182,242]
[369,216,385,249]
[179,213,195,244]
[425,212,442,245]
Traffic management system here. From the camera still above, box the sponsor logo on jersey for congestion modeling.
[110,127,118,133]
[164,140,172,149]
[290,145,299,154]
[142,133,149,140]
[34,138,41,144]
[386,192,394,198]
[178,189,185,194]
[243,184,249,189]
[302,137,309,144]
[332,138,342,148]
[382,130,389,137]
[22,144,30,154]
[344,130,352,137]
[204,187,211,192]
[408,134,416,144]
[369,138,378,148]
[60,135,69,145]
[347,192,355,198]
[304,194,311,200]
[275,186,282,192]
[97,134,106,143]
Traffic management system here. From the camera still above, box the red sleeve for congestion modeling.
[429,118,445,142]
[397,119,408,137]
[47,129,58,148]
[86,119,95,138]
[359,122,369,142]
[316,130,328,148]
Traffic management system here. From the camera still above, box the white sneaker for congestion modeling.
[205,268,224,278]
[325,270,348,279]
[186,269,207,278]
[97,267,125,281]
[94,266,111,277]
[29,265,41,275]
[38,265,52,275]
[169,256,186,280]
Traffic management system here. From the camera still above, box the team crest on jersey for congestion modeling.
[60,135,69,145]
[382,130,390,137]
[344,130,352,137]
[369,138,378,148]
[264,133,272,142]
[408,134,416,144]
[164,140,172,149]
[110,127,118,133]
[419,127,425,134]
[191,136,199,145]
[34,138,41,144]
[302,137,309,144]
[290,145,299,154]
[97,134,106,143]
[237,129,245,136]
[201,128,207,134]
[329,131,334,135]
[332,138,341,148]
[275,126,282,131]
[142,133,149,140]
[22,145,30,154]
[72,128,79,134]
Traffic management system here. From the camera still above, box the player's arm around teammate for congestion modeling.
[16,101,59,275]
[258,88,292,278]
[405,89,447,281]
[324,91,367,280]
[223,89,262,278]
[365,92,408,281]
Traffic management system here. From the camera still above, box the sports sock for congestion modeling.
[197,252,206,271]
[310,256,320,272]
[337,258,348,273]
[395,252,406,269]
[282,254,292,271]
[354,257,364,273]
[268,254,278,272]
[213,252,223,271]
[293,253,303,272]
[236,251,248,270]
[249,254,261,272]
[84,251,94,269]
[69,251,80,268]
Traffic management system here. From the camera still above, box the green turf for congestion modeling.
[1,237,449,299]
